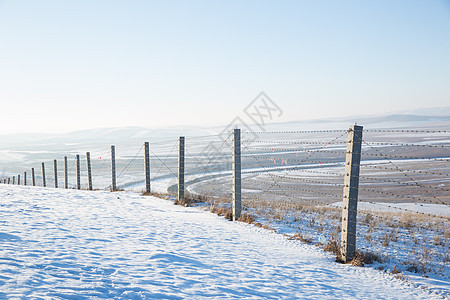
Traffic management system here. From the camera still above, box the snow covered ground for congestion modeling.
[0,185,444,299]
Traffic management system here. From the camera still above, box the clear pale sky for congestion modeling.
[0,0,449,134]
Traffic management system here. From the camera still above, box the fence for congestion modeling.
[1,126,449,275]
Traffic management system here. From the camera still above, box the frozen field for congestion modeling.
[0,184,442,299]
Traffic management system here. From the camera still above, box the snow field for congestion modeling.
[0,185,440,299]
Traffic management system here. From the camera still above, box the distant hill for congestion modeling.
[0,108,449,150]
[265,112,450,132]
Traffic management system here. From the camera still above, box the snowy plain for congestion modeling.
[0,185,443,299]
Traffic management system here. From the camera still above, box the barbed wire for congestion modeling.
[243,130,348,134]
[245,188,336,207]
[151,141,178,179]
[244,174,344,187]
[150,151,178,179]
[361,139,450,207]
[363,129,449,133]
[241,144,321,208]
[177,132,233,186]
[248,140,347,145]
[364,142,450,148]
[354,209,449,233]
[298,149,450,162]
[358,200,450,221]
[361,163,450,177]
[240,163,344,172]
[243,180,342,199]
[116,144,144,180]
[359,174,450,193]
[360,153,450,162]
[244,147,346,153]
[358,186,449,206]
[247,168,344,177]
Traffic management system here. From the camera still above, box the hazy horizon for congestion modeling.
[0,104,448,136]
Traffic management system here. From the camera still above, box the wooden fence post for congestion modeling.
[144,142,151,194]
[232,128,242,221]
[76,155,81,190]
[24,172,27,186]
[178,136,185,201]
[86,152,92,191]
[64,156,68,189]
[54,159,58,188]
[111,145,116,191]
[17,175,20,185]
[341,125,363,262]
[31,168,35,186]
[7,178,10,184]
[12,176,15,185]
[42,162,46,187]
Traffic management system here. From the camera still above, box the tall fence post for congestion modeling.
[232,128,242,221]
[86,152,92,191]
[7,178,10,184]
[42,162,46,187]
[54,159,58,188]
[76,155,81,190]
[64,156,68,189]
[178,136,185,201]
[111,145,116,192]
[17,175,20,185]
[12,176,15,185]
[144,142,151,194]
[341,125,363,262]
[24,172,27,186]
[31,168,35,186]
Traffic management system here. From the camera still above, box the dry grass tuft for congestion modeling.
[174,193,207,207]
[238,212,256,224]
[323,239,342,262]
[391,265,401,274]
[174,197,195,207]
[350,251,382,267]
[210,205,233,221]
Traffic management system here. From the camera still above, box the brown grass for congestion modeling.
[174,193,207,207]
[238,212,256,224]
[350,251,382,267]
[142,191,170,199]
[391,265,401,274]
[323,239,342,262]
[210,205,233,221]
